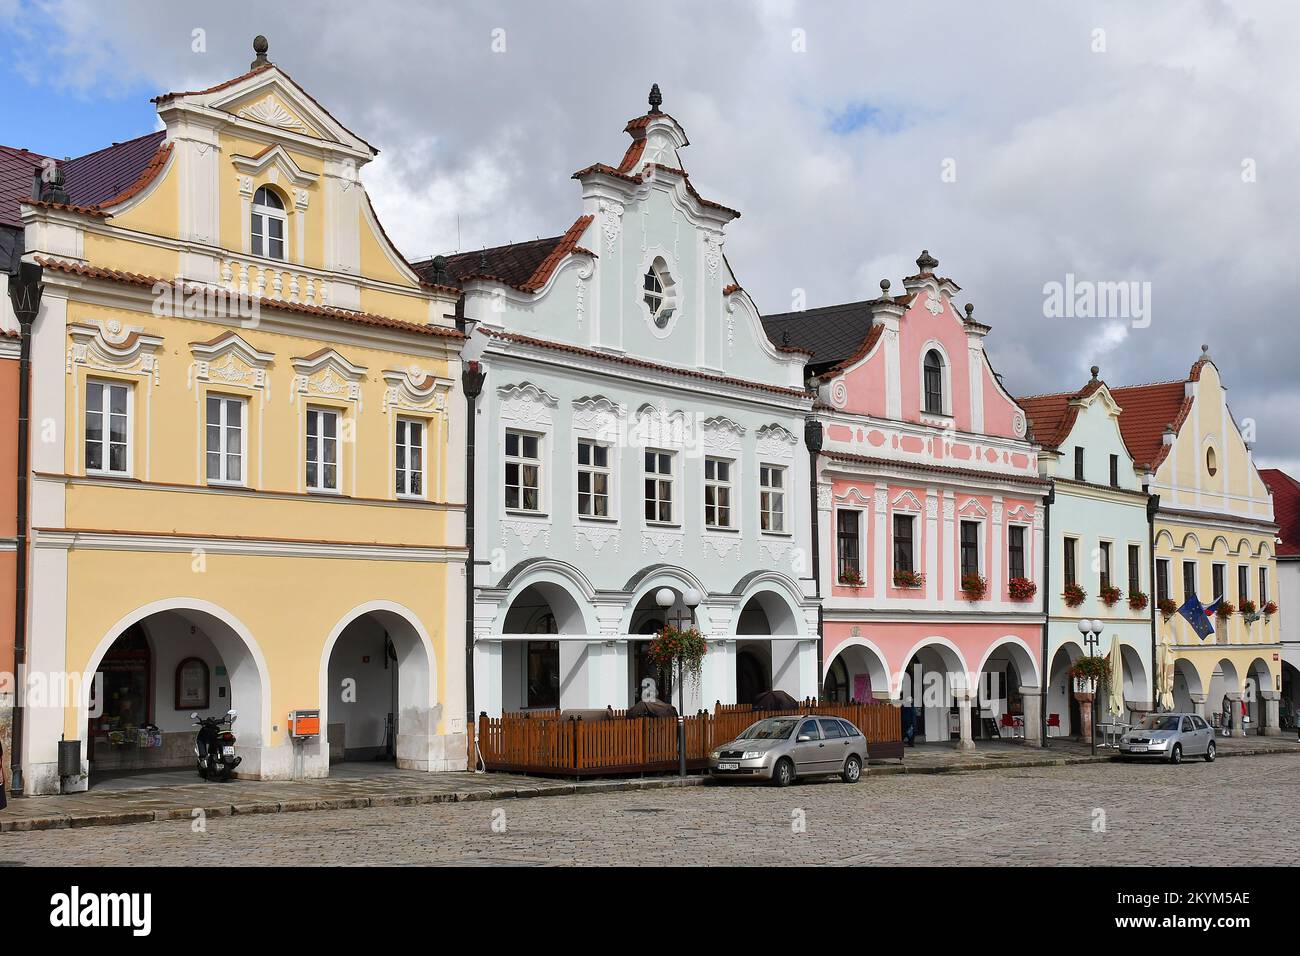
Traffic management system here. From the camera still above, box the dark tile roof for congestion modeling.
[760,300,879,374]
[1260,468,1300,557]
[413,215,593,293]
[0,131,168,228]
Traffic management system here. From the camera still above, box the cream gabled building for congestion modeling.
[11,38,468,794]
[1115,347,1281,735]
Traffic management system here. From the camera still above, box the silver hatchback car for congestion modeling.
[1118,712,1217,764]
[709,715,867,786]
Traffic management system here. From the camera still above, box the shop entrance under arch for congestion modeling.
[83,604,265,790]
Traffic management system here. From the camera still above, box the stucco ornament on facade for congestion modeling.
[237,94,308,132]
[498,381,559,425]
[756,423,798,461]
[702,415,746,453]
[382,365,451,415]
[598,199,624,251]
[67,320,164,385]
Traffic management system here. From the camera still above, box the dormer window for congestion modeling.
[923,349,945,414]
[643,258,676,328]
[251,186,286,260]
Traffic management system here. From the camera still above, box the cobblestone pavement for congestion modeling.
[3,752,1296,866]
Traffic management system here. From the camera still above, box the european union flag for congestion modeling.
[1178,592,1222,641]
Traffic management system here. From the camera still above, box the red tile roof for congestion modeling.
[572,162,740,218]
[33,257,464,341]
[1260,468,1300,557]
[1109,380,1191,471]
[415,215,594,294]
[1,131,170,228]
[1016,378,1105,450]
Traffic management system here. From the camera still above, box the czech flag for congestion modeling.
[1177,592,1222,641]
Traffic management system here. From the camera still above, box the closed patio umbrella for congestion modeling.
[1158,638,1176,711]
[752,689,801,712]
[1107,639,1126,718]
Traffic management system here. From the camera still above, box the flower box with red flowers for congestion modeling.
[1128,590,1149,612]
[892,569,925,589]
[1100,584,1122,607]
[1215,601,1236,619]
[838,567,863,588]
[1263,601,1278,616]
[1158,597,1178,618]
[960,572,987,601]
[1063,582,1087,608]
[1008,576,1038,602]
[1239,599,1257,616]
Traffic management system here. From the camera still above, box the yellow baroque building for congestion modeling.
[1115,347,1281,735]
[15,41,467,793]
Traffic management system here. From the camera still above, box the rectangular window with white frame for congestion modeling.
[1237,564,1250,604]
[703,457,734,529]
[759,463,786,533]
[1156,558,1170,603]
[85,379,131,476]
[505,430,542,512]
[1008,525,1026,579]
[305,406,340,492]
[959,520,981,578]
[576,439,611,519]
[893,513,916,573]
[644,449,675,524]
[205,394,245,485]
[395,417,425,499]
[1259,567,1270,605]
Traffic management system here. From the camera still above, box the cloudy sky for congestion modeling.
[2,0,1296,472]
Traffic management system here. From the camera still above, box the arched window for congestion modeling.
[923,349,945,414]
[251,186,286,260]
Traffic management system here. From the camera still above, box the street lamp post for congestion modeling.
[1077,618,1104,757]
[656,586,702,778]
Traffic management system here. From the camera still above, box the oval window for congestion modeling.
[1206,447,1218,477]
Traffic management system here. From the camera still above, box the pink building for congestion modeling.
[765,251,1049,747]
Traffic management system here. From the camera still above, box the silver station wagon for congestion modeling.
[709,715,867,786]
[1118,713,1217,764]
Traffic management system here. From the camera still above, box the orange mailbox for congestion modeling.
[288,709,321,738]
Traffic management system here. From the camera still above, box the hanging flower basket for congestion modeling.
[1100,584,1122,607]
[1215,601,1236,619]
[1158,597,1178,618]
[646,625,707,683]
[893,569,925,589]
[1262,601,1278,617]
[1127,590,1149,612]
[1239,599,1257,616]
[1070,654,1111,687]
[1063,582,1087,607]
[838,567,863,588]
[1008,576,1037,602]
[960,572,987,600]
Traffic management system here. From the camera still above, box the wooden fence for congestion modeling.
[474,700,903,776]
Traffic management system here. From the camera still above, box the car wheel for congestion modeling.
[1169,744,1182,765]
[772,757,794,788]
[842,754,862,783]
[1204,741,1216,762]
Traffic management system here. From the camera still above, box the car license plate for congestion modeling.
[717,762,739,771]
[222,746,235,757]
[1127,745,1146,752]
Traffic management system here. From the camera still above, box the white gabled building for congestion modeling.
[414,87,820,718]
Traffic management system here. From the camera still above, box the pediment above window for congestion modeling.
[188,331,275,394]
[383,366,454,414]
[230,143,319,189]
[68,320,164,384]
[498,382,559,424]
[290,348,367,403]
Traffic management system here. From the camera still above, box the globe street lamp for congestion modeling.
[656,586,702,777]
[1077,618,1104,756]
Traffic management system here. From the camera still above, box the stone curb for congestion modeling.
[1,746,1292,834]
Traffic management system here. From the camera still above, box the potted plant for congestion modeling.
[1063,582,1087,607]
[893,569,925,589]
[1068,655,1111,744]
[1215,600,1236,619]
[646,624,708,688]
[960,572,987,601]
[1263,600,1278,617]
[1099,584,1122,607]
[1008,576,1038,602]
[1239,599,1257,616]
[838,567,863,588]
[1127,590,1149,612]
[1158,597,1178,618]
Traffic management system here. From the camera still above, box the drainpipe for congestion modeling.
[1146,490,1161,708]
[804,417,824,697]
[1039,482,1054,748]
[461,351,485,769]
[7,261,43,795]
